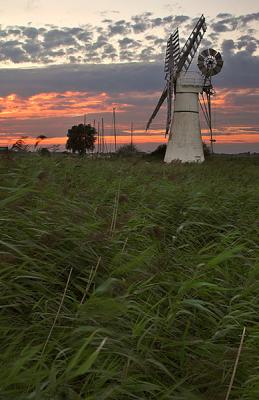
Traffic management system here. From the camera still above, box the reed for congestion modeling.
[0,154,259,399]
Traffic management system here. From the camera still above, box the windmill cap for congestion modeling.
[177,71,204,88]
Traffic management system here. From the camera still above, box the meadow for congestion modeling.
[0,154,259,400]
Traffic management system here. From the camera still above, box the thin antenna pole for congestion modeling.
[83,114,86,134]
[207,89,214,154]
[113,107,117,152]
[131,122,134,150]
[206,75,215,155]
[97,121,100,154]
[102,118,105,154]
[83,114,86,154]
[93,119,96,129]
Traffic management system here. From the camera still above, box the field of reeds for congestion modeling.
[0,154,259,400]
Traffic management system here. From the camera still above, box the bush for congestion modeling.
[150,144,167,159]
[203,142,211,158]
[38,147,51,156]
[115,144,139,156]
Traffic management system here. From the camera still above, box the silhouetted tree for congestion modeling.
[66,124,97,155]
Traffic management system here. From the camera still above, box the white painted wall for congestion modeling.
[164,72,205,163]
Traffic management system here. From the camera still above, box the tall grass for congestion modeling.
[0,154,259,399]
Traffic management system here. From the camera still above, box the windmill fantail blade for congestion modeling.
[208,48,217,57]
[201,49,210,58]
[198,48,224,77]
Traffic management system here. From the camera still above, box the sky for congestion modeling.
[0,0,259,153]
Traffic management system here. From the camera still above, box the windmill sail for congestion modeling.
[176,15,207,74]
[146,15,207,132]
[145,86,167,131]
[164,29,180,134]
[146,29,180,132]
[165,28,180,79]
[165,81,172,135]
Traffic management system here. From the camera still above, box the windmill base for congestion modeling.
[164,73,205,164]
[164,112,205,163]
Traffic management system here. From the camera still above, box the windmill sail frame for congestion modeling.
[146,15,207,133]
[176,15,207,74]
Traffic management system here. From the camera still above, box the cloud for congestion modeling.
[0,63,165,97]
[118,37,141,49]
[212,12,259,33]
[0,40,28,63]
[43,29,78,49]
[0,12,186,64]
[0,90,131,121]
[107,20,130,36]
[0,12,257,65]
[216,44,259,88]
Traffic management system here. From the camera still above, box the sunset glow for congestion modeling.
[0,87,258,150]
[0,3,258,153]
[0,91,130,120]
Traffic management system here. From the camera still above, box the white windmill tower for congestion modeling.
[146,15,223,163]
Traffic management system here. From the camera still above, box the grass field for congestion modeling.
[0,154,259,399]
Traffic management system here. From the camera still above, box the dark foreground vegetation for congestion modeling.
[0,154,259,399]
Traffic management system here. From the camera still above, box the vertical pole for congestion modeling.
[113,107,117,152]
[83,114,86,154]
[93,119,96,129]
[131,122,133,150]
[102,118,104,154]
[207,91,214,154]
[97,121,100,155]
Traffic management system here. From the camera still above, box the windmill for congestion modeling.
[146,15,223,163]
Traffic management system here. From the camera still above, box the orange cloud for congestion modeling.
[0,88,259,150]
[210,88,259,112]
[0,91,130,120]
